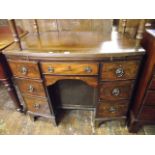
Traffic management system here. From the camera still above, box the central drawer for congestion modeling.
[100,81,134,100]
[40,62,99,75]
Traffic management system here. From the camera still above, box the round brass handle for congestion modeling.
[28,85,34,93]
[21,66,28,75]
[112,88,120,96]
[48,66,54,73]
[109,106,116,113]
[115,67,124,77]
[85,66,92,73]
[33,103,40,110]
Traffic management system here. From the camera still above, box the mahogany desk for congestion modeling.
[3,28,145,127]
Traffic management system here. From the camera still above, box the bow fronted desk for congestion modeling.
[3,25,145,127]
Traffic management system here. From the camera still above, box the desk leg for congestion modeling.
[2,78,23,112]
[127,111,142,133]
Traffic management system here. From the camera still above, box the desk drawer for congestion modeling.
[41,62,99,75]
[15,78,46,97]
[101,60,140,81]
[23,96,51,116]
[100,81,134,100]
[96,100,128,118]
[144,91,155,106]
[8,60,41,79]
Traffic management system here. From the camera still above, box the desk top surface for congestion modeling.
[3,28,145,59]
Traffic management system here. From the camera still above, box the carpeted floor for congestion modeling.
[0,82,155,135]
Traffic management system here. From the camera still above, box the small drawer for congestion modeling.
[41,62,99,75]
[23,96,51,116]
[149,77,155,90]
[101,60,140,81]
[100,81,134,100]
[96,100,128,118]
[8,60,41,79]
[15,78,46,97]
[144,91,155,106]
[140,106,155,121]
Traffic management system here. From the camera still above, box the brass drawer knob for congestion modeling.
[112,88,120,96]
[115,67,124,77]
[33,103,40,110]
[48,66,54,73]
[28,85,34,93]
[109,106,116,113]
[20,66,28,75]
[85,66,92,73]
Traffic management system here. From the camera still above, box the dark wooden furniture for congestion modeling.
[128,29,155,132]
[3,19,145,127]
[0,26,23,111]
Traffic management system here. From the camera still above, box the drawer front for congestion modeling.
[23,96,51,116]
[144,91,155,106]
[8,60,41,79]
[101,60,140,81]
[140,106,155,121]
[15,78,46,97]
[96,100,128,118]
[41,62,99,75]
[149,77,155,90]
[100,81,134,100]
